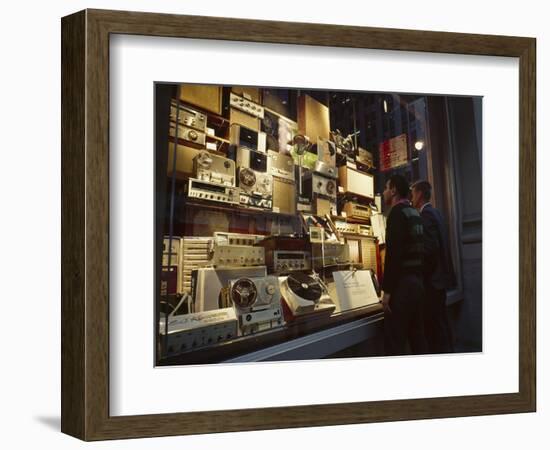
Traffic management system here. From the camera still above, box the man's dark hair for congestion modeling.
[412,180,432,201]
[388,174,410,199]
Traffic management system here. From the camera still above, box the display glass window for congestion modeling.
[155,83,482,365]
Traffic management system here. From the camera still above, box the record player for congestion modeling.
[279,272,335,317]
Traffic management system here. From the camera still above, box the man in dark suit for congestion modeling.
[411,180,456,353]
[381,175,427,356]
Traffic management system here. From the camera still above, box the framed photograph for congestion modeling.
[61,9,536,441]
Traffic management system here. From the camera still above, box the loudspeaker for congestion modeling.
[178,84,222,115]
[167,142,202,179]
[230,107,260,131]
[262,88,297,121]
[231,86,262,103]
[298,94,330,141]
[272,177,297,215]
[338,166,375,198]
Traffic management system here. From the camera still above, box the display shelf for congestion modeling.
[183,197,299,221]
[337,191,375,202]
[205,134,230,144]
[158,303,383,365]
[331,214,371,224]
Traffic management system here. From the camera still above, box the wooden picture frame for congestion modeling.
[61,9,536,441]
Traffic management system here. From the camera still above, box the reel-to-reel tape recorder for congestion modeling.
[193,150,236,186]
[228,275,285,334]
[237,167,273,209]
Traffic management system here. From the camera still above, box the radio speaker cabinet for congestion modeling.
[262,88,297,121]
[338,166,375,199]
[230,107,260,131]
[298,94,330,141]
[231,86,262,103]
[167,142,202,179]
[272,177,296,215]
[178,84,222,115]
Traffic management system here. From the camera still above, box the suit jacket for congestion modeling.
[420,204,457,290]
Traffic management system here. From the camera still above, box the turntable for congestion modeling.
[279,272,335,316]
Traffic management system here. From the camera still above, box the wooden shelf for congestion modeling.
[184,198,299,220]
[205,134,230,144]
[158,303,383,365]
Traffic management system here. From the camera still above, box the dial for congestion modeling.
[265,284,276,295]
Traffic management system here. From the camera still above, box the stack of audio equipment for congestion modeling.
[167,102,209,180]
[169,103,207,146]
[261,107,299,215]
[230,123,274,210]
[300,137,338,215]
[160,85,389,353]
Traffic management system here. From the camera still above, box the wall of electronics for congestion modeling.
[160,85,387,358]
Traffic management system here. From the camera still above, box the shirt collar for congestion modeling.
[420,202,432,213]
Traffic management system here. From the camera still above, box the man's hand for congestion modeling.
[381,292,392,314]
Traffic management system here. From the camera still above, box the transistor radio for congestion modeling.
[338,166,374,198]
[193,150,236,186]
